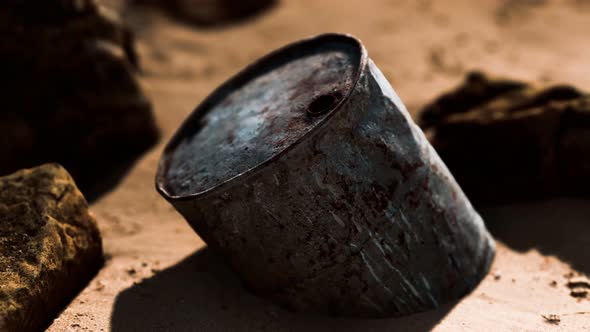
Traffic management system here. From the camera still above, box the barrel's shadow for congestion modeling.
[110,199,590,331]
[111,248,453,332]
[482,198,590,276]
[81,157,141,203]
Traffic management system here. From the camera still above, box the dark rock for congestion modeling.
[0,0,159,194]
[134,0,277,26]
[419,71,590,205]
[0,163,103,332]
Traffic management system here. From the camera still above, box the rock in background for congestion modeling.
[133,0,277,26]
[0,0,158,194]
[419,71,590,205]
[0,164,103,332]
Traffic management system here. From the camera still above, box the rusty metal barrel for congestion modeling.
[156,33,495,317]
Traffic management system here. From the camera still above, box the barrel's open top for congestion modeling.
[157,34,366,199]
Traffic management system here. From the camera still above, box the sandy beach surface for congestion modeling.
[48,0,590,330]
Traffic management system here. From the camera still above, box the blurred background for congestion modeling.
[108,0,590,119]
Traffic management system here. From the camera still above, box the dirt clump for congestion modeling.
[419,71,590,205]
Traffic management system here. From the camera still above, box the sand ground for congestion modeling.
[48,0,590,330]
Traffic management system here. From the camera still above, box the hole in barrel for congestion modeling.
[307,92,343,116]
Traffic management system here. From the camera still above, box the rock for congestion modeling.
[0,164,103,332]
[558,97,590,195]
[566,278,590,299]
[134,0,277,26]
[419,71,590,205]
[0,0,159,193]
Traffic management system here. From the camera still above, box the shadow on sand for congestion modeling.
[111,198,590,331]
[482,197,590,276]
[111,248,453,332]
[80,156,144,203]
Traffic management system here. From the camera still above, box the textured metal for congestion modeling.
[156,33,495,317]
[164,40,358,195]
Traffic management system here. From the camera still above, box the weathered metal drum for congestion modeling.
[156,33,495,317]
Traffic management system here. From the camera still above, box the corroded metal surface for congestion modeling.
[165,41,359,195]
[156,33,495,317]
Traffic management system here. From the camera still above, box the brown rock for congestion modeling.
[0,0,159,194]
[156,34,495,317]
[0,164,103,332]
[134,0,277,26]
[419,71,590,205]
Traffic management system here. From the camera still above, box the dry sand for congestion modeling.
[48,0,590,330]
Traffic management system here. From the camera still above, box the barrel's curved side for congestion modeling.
[177,59,495,317]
